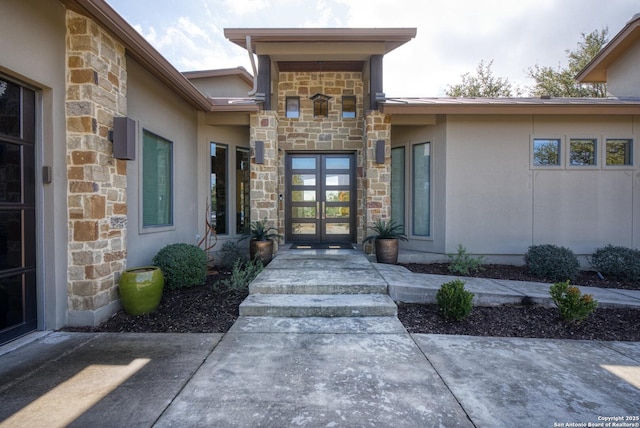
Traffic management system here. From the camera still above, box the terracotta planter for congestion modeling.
[119,266,164,316]
[375,238,399,264]
[250,240,274,266]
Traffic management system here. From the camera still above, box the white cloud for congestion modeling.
[223,0,270,17]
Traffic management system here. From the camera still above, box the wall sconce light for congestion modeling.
[255,140,264,164]
[375,140,385,164]
[110,116,136,160]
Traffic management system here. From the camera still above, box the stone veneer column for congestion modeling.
[364,111,391,233]
[65,11,128,325]
[250,111,279,229]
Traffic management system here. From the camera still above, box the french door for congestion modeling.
[286,153,356,244]
[0,77,37,344]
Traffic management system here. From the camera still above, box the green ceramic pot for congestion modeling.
[119,266,164,316]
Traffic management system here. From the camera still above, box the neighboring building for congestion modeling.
[0,0,638,344]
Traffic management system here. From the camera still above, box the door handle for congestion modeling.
[322,202,325,220]
[316,202,320,220]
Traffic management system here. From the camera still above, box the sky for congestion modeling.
[105,0,639,97]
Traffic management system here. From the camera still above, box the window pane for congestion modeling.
[533,139,560,166]
[292,158,316,170]
[325,157,350,169]
[391,147,405,233]
[326,190,349,202]
[325,174,349,186]
[342,96,356,119]
[286,97,299,119]
[326,206,349,218]
[326,223,349,234]
[292,174,316,185]
[143,131,173,227]
[236,147,250,234]
[292,191,316,202]
[211,143,227,234]
[606,139,632,166]
[292,223,315,234]
[413,143,430,236]
[0,275,24,329]
[0,141,22,203]
[0,210,22,269]
[570,138,596,166]
[0,79,21,137]
[292,207,316,218]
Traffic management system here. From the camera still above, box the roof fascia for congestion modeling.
[380,103,640,115]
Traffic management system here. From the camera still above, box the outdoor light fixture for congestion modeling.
[255,140,264,164]
[376,140,385,164]
[111,116,136,160]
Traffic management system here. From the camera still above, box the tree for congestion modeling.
[445,60,520,97]
[528,28,608,97]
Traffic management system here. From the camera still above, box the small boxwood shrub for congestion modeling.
[152,243,207,289]
[590,245,640,282]
[549,280,597,324]
[524,244,579,282]
[436,279,474,321]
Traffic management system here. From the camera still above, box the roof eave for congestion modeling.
[380,103,640,115]
[60,0,214,111]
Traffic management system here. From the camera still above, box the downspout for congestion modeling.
[246,35,258,96]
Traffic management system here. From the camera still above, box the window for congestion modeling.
[211,143,227,234]
[391,147,405,234]
[342,96,356,119]
[533,138,561,166]
[606,139,633,166]
[569,138,597,166]
[285,97,299,119]
[142,131,173,227]
[412,143,430,237]
[236,147,250,234]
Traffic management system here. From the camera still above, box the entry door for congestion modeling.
[286,153,356,243]
[0,77,37,344]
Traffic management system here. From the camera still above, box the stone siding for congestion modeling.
[250,111,279,227]
[65,11,128,325]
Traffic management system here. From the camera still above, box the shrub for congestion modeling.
[219,240,249,271]
[549,280,597,324]
[524,244,579,281]
[448,244,485,276]
[152,243,207,289]
[590,245,640,282]
[436,279,474,321]
[221,258,263,293]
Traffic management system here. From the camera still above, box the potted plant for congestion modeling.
[241,218,283,266]
[363,218,408,264]
[118,266,164,316]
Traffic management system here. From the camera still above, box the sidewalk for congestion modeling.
[1,249,639,427]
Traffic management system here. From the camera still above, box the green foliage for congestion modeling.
[590,245,640,282]
[447,244,485,276]
[363,219,408,243]
[436,279,474,321]
[219,240,249,271]
[528,28,608,97]
[445,59,520,97]
[242,218,283,242]
[152,243,207,289]
[221,258,263,293]
[525,244,579,282]
[549,280,597,324]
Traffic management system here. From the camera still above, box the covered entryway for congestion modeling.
[286,153,356,244]
[0,77,37,344]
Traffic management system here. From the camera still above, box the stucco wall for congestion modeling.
[1,0,69,330]
[188,75,252,98]
[125,60,200,268]
[444,114,639,261]
[607,41,640,97]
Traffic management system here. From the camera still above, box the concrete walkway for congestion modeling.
[1,249,639,427]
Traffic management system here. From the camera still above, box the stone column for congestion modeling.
[364,111,391,235]
[249,111,279,229]
[65,11,128,325]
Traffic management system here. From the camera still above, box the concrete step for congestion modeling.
[239,294,398,318]
[249,269,388,295]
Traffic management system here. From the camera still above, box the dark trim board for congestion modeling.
[289,243,354,250]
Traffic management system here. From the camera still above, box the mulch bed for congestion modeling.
[63,264,640,341]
